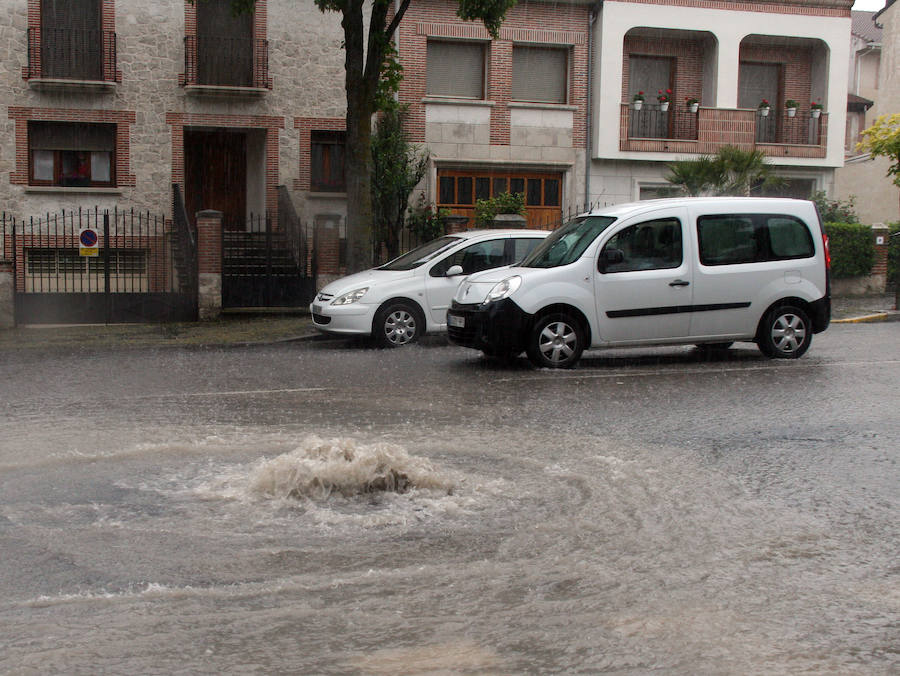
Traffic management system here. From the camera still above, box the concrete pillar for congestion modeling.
[492,214,527,229]
[0,260,14,329]
[196,210,223,321]
[872,223,890,294]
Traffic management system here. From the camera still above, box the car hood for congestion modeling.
[455,265,524,304]
[317,268,416,297]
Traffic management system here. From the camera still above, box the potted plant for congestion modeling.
[810,101,823,119]
[758,99,771,116]
[632,91,645,111]
[657,88,672,112]
[785,99,799,117]
[685,97,699,113]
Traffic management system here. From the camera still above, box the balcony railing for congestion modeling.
[27,27,117,82]
[755,111,824,146]
[184,35,269,89]
[620,104,828,159]
[628,104,698,141]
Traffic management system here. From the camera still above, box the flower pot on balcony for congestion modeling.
[759,106,770,117]
[688,103,699,113]
[786,107,797,118]
[811,109,821,119]
[660,101,669,112]
[633,100,643,111]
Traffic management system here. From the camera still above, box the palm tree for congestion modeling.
[665,146,784,197]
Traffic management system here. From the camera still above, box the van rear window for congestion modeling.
[697,214,814,266]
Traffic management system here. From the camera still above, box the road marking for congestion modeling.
[181,387,330,397]
[492,359,900,383]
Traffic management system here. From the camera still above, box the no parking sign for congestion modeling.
[79,227,99,257]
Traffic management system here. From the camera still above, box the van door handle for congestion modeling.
[669,279,690,287]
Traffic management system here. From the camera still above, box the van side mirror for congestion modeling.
[598,249,624,273]
[445,265,464,277]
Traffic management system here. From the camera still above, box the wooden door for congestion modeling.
[184,130,247,231]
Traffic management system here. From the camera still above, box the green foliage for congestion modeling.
[371,109,429,259]
[406,194,450,242]
[665,146,784,197]
[858,113,900,187]
[375,44,404,113]
[888,223,900,289]
[823,222,875,279]
[811,191,858,224]
[474,192,526,228]
[456,0,517,37]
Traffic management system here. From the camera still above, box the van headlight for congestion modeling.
[332,287,369,305]
[484,276,521,304]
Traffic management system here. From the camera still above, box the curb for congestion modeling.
[832,312,900,324]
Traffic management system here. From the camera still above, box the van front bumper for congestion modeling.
[447,299,532,354]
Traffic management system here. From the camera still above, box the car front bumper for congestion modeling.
[446,298,532,354]
[309,300,376,336]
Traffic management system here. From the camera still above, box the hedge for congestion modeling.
[823,222,875,279]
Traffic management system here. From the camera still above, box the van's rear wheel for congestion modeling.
[526,313,584,368]
[757,305,811,358]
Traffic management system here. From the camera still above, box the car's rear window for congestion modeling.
[697,213,814,266]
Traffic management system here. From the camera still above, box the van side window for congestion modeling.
[697,213,814,265]
[601,218,682,273]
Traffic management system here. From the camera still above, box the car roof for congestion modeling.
[581,196,814,219]
[452,228,550,239]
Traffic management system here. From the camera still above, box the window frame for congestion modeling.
[310,130,347,193]
[27,121,117,188]
[511,44,569,105]
[600,217,684,273]
[426,39,487,100]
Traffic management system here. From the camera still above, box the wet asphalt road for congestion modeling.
[1,321,898,674]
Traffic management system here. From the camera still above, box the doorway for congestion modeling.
[184,129,247,230]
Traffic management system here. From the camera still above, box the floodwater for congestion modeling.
[1,334,898,674]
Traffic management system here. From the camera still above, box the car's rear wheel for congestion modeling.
[526,313,584,368]
[374,301,423,348]
[757,305,811,358]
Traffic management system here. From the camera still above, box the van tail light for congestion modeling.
[822,233,831,270]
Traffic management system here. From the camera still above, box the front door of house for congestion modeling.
[739,62,781,142]
[184,130,247,231]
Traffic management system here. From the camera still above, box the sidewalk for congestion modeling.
[0,294,896,353]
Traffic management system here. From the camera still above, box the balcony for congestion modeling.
[620,104,828,159]
[26,27,118,92]
[183,36,269,97]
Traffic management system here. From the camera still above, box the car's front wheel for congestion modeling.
[374,301,423,348]
[757,305,811,358]
[526,313,584,368]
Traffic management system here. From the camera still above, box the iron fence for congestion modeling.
[629,104,698,141]
[27,27,116,81]
[756,111,823,145]
[184,35,269,88]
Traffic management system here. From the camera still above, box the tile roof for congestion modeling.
[852,10,882,43]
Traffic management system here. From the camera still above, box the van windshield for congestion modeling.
[378,236,462,271]
[520,216,616,268]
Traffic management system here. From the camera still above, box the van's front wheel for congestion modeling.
[757,305,811,358]
[526,313,584,368]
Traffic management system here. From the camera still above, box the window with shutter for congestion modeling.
[512,46,568,104]
[426,41,485,99]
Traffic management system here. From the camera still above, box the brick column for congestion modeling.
[196,210,223,320]
[0,260,14,329]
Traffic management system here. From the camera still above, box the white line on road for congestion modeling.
[181,387,330,397]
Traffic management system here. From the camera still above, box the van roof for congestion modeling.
[583,196,813,219]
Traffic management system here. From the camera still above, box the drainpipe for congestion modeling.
[585,1,602,213]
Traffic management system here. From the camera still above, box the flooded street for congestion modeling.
[1,323,898,674]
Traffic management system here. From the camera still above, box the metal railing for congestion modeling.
[628,104,698,141]
[183,35,269,88]
[756,111,824,146]
[27,27,116,81]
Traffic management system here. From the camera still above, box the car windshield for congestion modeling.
[519,215,617,268]
[378,236,463,271]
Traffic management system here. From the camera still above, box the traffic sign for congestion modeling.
[79,227,99,257]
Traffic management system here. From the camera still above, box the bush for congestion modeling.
[811,191,858,224]
[889,223,900,289]
[824,222,875,279]
[474,191,525,229]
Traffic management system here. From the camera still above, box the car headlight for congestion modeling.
[332,287,369,305]
[483,276,521,304]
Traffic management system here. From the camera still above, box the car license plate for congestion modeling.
[448,314,465,328]
[312,304,322,314]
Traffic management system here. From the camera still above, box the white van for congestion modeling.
[447,197,831,368]
[310,229,548,347]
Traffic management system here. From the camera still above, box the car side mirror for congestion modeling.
[598,248,624,273]
[445,265,464,277]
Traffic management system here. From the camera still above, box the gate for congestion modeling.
[6,206,197,324]
[221,189,315,308]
